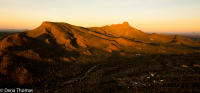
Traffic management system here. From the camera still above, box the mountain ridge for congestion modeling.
[1,21,200,54]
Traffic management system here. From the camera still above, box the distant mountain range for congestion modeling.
[149,32,200,42]
[0,29,26,32]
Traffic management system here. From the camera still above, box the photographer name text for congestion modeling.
[0,88,33,93]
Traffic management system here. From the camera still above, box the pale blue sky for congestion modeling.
[0,0,200,32]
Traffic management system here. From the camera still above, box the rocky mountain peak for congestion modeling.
[110,22,131,28]
[122,21,130,26]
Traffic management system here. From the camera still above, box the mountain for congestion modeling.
[0,21,200,91]
[1,21,199,54]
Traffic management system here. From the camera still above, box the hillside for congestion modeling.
[1,21,199,54]
[0,21,200,92]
